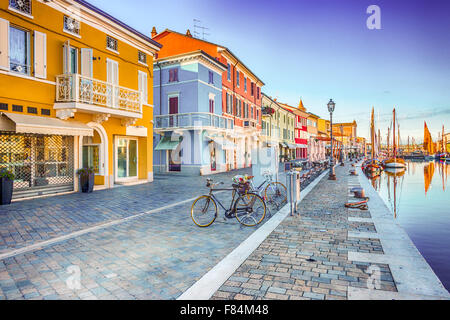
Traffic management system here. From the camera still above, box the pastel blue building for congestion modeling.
[153,50,234,175]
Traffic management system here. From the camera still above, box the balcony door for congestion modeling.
[168,95,178,127]
[115,137,138,182]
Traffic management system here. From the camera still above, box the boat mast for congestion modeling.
[408,136,410,154]
[387,127,390,158]
[371,107,375,159]
[393,108,397,160]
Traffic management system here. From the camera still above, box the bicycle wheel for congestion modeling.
[265,182,287,210]
[234,193,266,227]
[191,195,217,227]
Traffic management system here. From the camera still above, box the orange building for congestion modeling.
[151,29,264,170]
[332,121,358,157]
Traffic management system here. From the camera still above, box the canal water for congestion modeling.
[368,160,450,291]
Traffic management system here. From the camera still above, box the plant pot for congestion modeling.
[0,177,13,205]
[80,172,95,193]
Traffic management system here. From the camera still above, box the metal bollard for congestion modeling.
[293,171,301,214]
[286,170,301,216]
[286,171,294,216]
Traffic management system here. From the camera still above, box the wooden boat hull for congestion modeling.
[385,162,407,168]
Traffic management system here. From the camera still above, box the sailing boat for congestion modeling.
[362,107,383,176]
[384,108,406,170]
[423,121,435,160]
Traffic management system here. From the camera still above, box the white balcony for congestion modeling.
[54,74,142,124]
[154,112,234,132]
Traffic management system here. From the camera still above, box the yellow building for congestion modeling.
[261,94,296,161]
[317,118,328,138]
[0,0,160,199]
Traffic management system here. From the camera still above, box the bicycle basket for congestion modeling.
[235,182,250,195]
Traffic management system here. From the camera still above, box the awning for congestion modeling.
[287,143,297,149]
[155,136,181,151]
[296,144,307,148]
[206,134,236,150]
[279,143,288,148]
[0,112,93,136]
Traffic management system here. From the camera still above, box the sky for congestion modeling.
[87,0,450,143]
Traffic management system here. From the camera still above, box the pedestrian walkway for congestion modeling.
[0,169,250,255]
[0,169,267,300]
[210,163,450,300]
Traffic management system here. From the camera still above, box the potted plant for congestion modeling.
[77,168,95,193]
[0,168,14,205]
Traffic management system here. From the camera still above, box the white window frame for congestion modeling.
[9,25,31,76]
[114,136,139,182]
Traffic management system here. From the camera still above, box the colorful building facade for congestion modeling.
[152,50,233,175]
[152,29,264,171]
[0,0,160,199]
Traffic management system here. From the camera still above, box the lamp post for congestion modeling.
[328,99,336,180]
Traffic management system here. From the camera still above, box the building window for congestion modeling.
[106,36,118,52]
[138,51,147,65]
[251,82,254,96]
[63,16,80,35]
[236,71,240,87]
[209,98,214,114]
[208,71,214,84]
[257,87,260,99]
[9,26,30,75]
[226,93,231,114]
[237,99,241,117]
[169,68,178,82]
[244,77,247,92]
[9,0,32,16]
[227,63,231,81]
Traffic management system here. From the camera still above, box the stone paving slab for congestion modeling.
[0,169,251,255]
[211,164,398,300]
[0,186,266,300]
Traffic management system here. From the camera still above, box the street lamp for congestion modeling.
[328,99,337,180]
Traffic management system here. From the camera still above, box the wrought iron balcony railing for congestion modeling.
[56,74,142,114]
[154,112,234,131]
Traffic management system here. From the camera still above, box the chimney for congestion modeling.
[186,29,192,37]
[151,26,157,38]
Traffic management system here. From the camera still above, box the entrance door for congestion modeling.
[210,146,216,171]
[168,148,181,172]
[116,138,138,181]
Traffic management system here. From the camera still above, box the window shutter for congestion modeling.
[81,48,93,78]
[138,71,148,104]
[63,40,71,74]
[34,31,47,79]
[0,18,9,71]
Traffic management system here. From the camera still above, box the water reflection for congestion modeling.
[366,160,450,290]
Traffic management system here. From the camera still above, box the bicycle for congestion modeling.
[191,178,267,228]
[248,171,287,212]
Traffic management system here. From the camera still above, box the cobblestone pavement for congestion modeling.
[0,169,252,254]
[0,168,279,300]
[211,164,397,300]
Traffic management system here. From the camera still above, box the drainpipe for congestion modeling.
[156,61,163,173]
[232,61,238,169]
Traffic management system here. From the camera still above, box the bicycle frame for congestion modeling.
[208,187,239,214]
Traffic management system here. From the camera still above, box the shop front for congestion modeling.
[0,112,93,199]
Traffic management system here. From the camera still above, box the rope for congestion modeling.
[345,198,369,210]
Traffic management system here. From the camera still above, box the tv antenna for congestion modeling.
[193,19,210,40]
